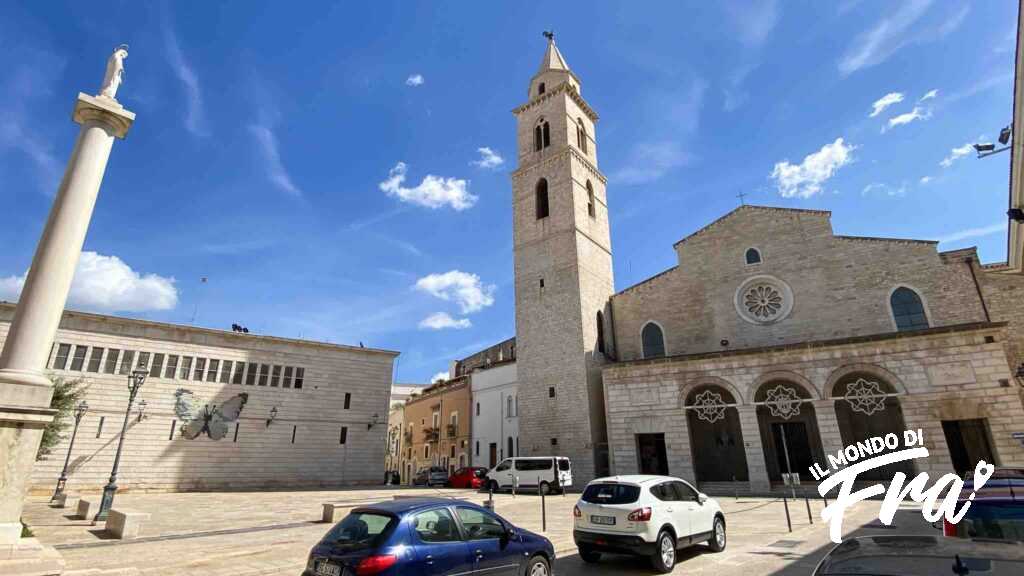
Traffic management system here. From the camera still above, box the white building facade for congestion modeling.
[0,303,398,493]
[470,361,518,469]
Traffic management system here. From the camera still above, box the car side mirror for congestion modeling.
[698,493,708,504]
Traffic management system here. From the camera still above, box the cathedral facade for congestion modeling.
[512,38,1024,491]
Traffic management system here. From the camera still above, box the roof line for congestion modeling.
[0,302,399,356]
[672,205,831,248]
[835,234,938,245]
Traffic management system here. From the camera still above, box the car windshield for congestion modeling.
[582,483,640,504]
[961,503,1024,541]
[322,512,396,551]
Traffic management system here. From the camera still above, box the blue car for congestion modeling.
[304,497,555,576]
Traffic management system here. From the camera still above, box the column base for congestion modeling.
[0,369,56,412]
[0,537,64,576]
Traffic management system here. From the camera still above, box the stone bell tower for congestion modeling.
[511,35,615,484]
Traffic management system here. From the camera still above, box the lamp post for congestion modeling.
[94,365,147,522]
[50,400,89,502]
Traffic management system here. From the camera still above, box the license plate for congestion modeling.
[315,560,341,576]
[591,515,616,525]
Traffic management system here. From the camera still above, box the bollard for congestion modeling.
[539,476,546,532]
[804,497,813,525]
[733,475,738,501]
[783,494,792,533]
[513,476,517,499]
[488,483,494,508]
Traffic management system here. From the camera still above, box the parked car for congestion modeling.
[573,475,725,573]
[942,467,1024,541]
[412,467,450,487]
[303,497,555,576]
[448,466,488,489]
[485,457,572,494]
[813,535,1024,575]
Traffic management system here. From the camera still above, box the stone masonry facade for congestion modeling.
[604,323,1024,491]
[0,303,397,493]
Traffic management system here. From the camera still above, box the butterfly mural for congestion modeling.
[174,389,249,441]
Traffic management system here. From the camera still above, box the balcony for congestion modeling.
[446,423,458,438]
[423,427,440,442]
[404,430,414,443]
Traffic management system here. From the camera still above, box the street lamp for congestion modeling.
[266,406,278,427]
[136,398,148,422]
[50,400,89,503]
[367,413,381,430]
[94,364,148,522]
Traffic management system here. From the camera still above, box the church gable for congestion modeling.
[610,205,987,362]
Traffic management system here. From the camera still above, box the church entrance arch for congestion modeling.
[831,372,914,481]
[754,380,825,483]
[685,384,748,481]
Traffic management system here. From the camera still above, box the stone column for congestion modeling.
[736,405,771,493]
[812,400,845,460]
[0,91,133,573]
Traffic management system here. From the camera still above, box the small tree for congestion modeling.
[36,375,88,461]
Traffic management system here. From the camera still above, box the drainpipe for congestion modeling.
[965,257,992,323]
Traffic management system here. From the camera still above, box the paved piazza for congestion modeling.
[21,487,931,576]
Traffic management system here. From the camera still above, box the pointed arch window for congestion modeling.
[577,118,588,154]
[586,180,596,218]
[596,311,606,355]
[891,287,928,331]
[538,82,545,95]
[535,178,549,219]
[542,121,551,148]
[641,322,665,359]
[745,248,762,265]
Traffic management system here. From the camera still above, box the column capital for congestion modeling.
[73,93,135,139]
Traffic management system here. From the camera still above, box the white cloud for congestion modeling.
[935,221,1006,244]
[613,141,690,185]
[431,371,448,383]
[869,92,904,117]
[249,124,302,196]
[723,0,779,46]
[770,138,855,198]
[163,25,208,137]
[861,182,906,197]
[379,162,476,210]
[940,143,973,168]
[919,176,933,185]
[0,251,177,312]
[918,89,939,102]
[414,270,495,314]
[838,0,933,75]
[419,312,472,330]
[884,106,931,131]
[471,147,504,170]
[406,74,424,87]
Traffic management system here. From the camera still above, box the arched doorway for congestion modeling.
[685,384,749,482]
[755,380,825,483]
[832,372,915,481]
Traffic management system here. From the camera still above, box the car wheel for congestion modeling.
[539,481,550,496]
[578,546,601,563]
[708,516,726,552]
[650,530,676,574]
[525,555,549,576]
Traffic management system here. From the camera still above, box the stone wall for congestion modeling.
[610,206,988,361]
[0,304,397,493]
[603,323,1024,491]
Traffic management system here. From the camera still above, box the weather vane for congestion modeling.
[543,30,555,41]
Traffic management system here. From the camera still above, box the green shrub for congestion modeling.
[36,375,88,461]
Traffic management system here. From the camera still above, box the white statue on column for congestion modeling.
[99,44,128,100]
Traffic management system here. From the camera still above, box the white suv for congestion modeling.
[573,475,726,573]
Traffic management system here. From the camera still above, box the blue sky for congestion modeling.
[0,1,1017,383]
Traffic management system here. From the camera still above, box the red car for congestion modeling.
[448,466,488,489]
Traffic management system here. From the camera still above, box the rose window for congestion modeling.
[744,285,783,319]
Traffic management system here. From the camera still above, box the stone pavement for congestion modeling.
[21,487,919,576]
